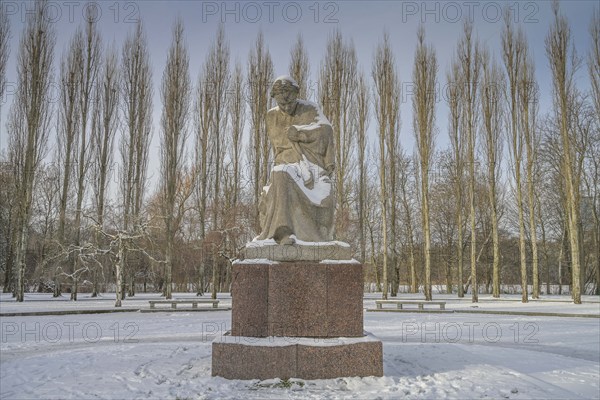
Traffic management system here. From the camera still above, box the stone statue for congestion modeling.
[257,76,335,245]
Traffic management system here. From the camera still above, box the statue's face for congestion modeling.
[274,89,298,115]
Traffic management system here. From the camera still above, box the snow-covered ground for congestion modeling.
[2,292,599,315]
[1,293,599,399]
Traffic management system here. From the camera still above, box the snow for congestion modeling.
[213,332,380,347]
[296,98,332,126]
[246,238,277,247]
[292,122,321,131]
[231,259,279,265]
[273,75,299,89]
[246,237,350,248]
[320,259,361,264]
[1,293,599,399]
[272,156,331,205]
[293,236,350,248]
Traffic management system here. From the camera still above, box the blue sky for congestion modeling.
[0,0,597,190]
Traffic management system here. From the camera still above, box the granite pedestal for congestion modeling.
[231,261,364,337]
[211,260,383,380]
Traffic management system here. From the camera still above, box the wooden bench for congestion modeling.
[148,299,220,309]
[375,300,446,311]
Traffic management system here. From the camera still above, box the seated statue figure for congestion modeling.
[257,76,335,245]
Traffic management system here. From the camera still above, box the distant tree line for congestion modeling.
[0,1,598,305]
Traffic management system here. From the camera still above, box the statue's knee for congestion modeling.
[273,226,294,244]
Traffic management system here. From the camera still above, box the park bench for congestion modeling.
[375,300,447,311]
[148,299,220,309]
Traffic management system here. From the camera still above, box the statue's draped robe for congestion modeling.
[258,100,335,242]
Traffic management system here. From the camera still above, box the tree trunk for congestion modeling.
[211,254,219,300]
[165,233,173,300]
[457,210,464,297]
[546,1,582,304]
[469,158,478,303]
[115,235,124,307]
[15,222,27,302]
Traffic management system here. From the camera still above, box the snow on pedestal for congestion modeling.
[242,237,353,262]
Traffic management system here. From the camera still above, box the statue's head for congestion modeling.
[271,76,299,115]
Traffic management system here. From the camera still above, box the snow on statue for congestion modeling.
[257,76,335,244]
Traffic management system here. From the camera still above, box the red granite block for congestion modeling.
[231,261,365,338]
[296,341,383,379]
[231,264,269,337]
[212,341,297,380]
[212,336,384,380]
[326,263,364,337]
[267,263,328,337]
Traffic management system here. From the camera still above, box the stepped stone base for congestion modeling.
[212,333,383,380]
[231,261,364,337]
[212,257,384,380]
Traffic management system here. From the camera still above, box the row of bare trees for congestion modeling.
[1,1,598,305]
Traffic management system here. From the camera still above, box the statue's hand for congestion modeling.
[287,125,300,142]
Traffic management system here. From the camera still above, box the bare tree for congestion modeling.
[229,62,245,218]
[55,32,83,298]
[71,9,102,300]
[88,221,163,307]
[247,31,273,230]
[121,21,153,231]
[1,156,17,293]
[412,26,438,300]
[193,63,214,296]
[520,54,540,298]
[429,151,458,294]
[319,30,358,242]
[120,21,153,301]
[57,34,82,263]
[502,10,529,303]
[364,154,383,292]
[546,1,582,303]
[398,151,418,293]
[0,6,10,100]
[589,8,600,295]
[204,25,230,299]
[386,77,401,297]
[355,72,369,263]
[457,21,481,302]
[90,46,119,296]
[207,25,230,231]
[447,58,465,297]
[572,96,595,294]
[539,115,571,294]
[480,49,504,298]
[372,32,400,299]
[159,19,191,300]
[8,1,55,301]
[289,33,310,100]
[0,14,9,288]
[220,61,246,294]
[591,9,600,120]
